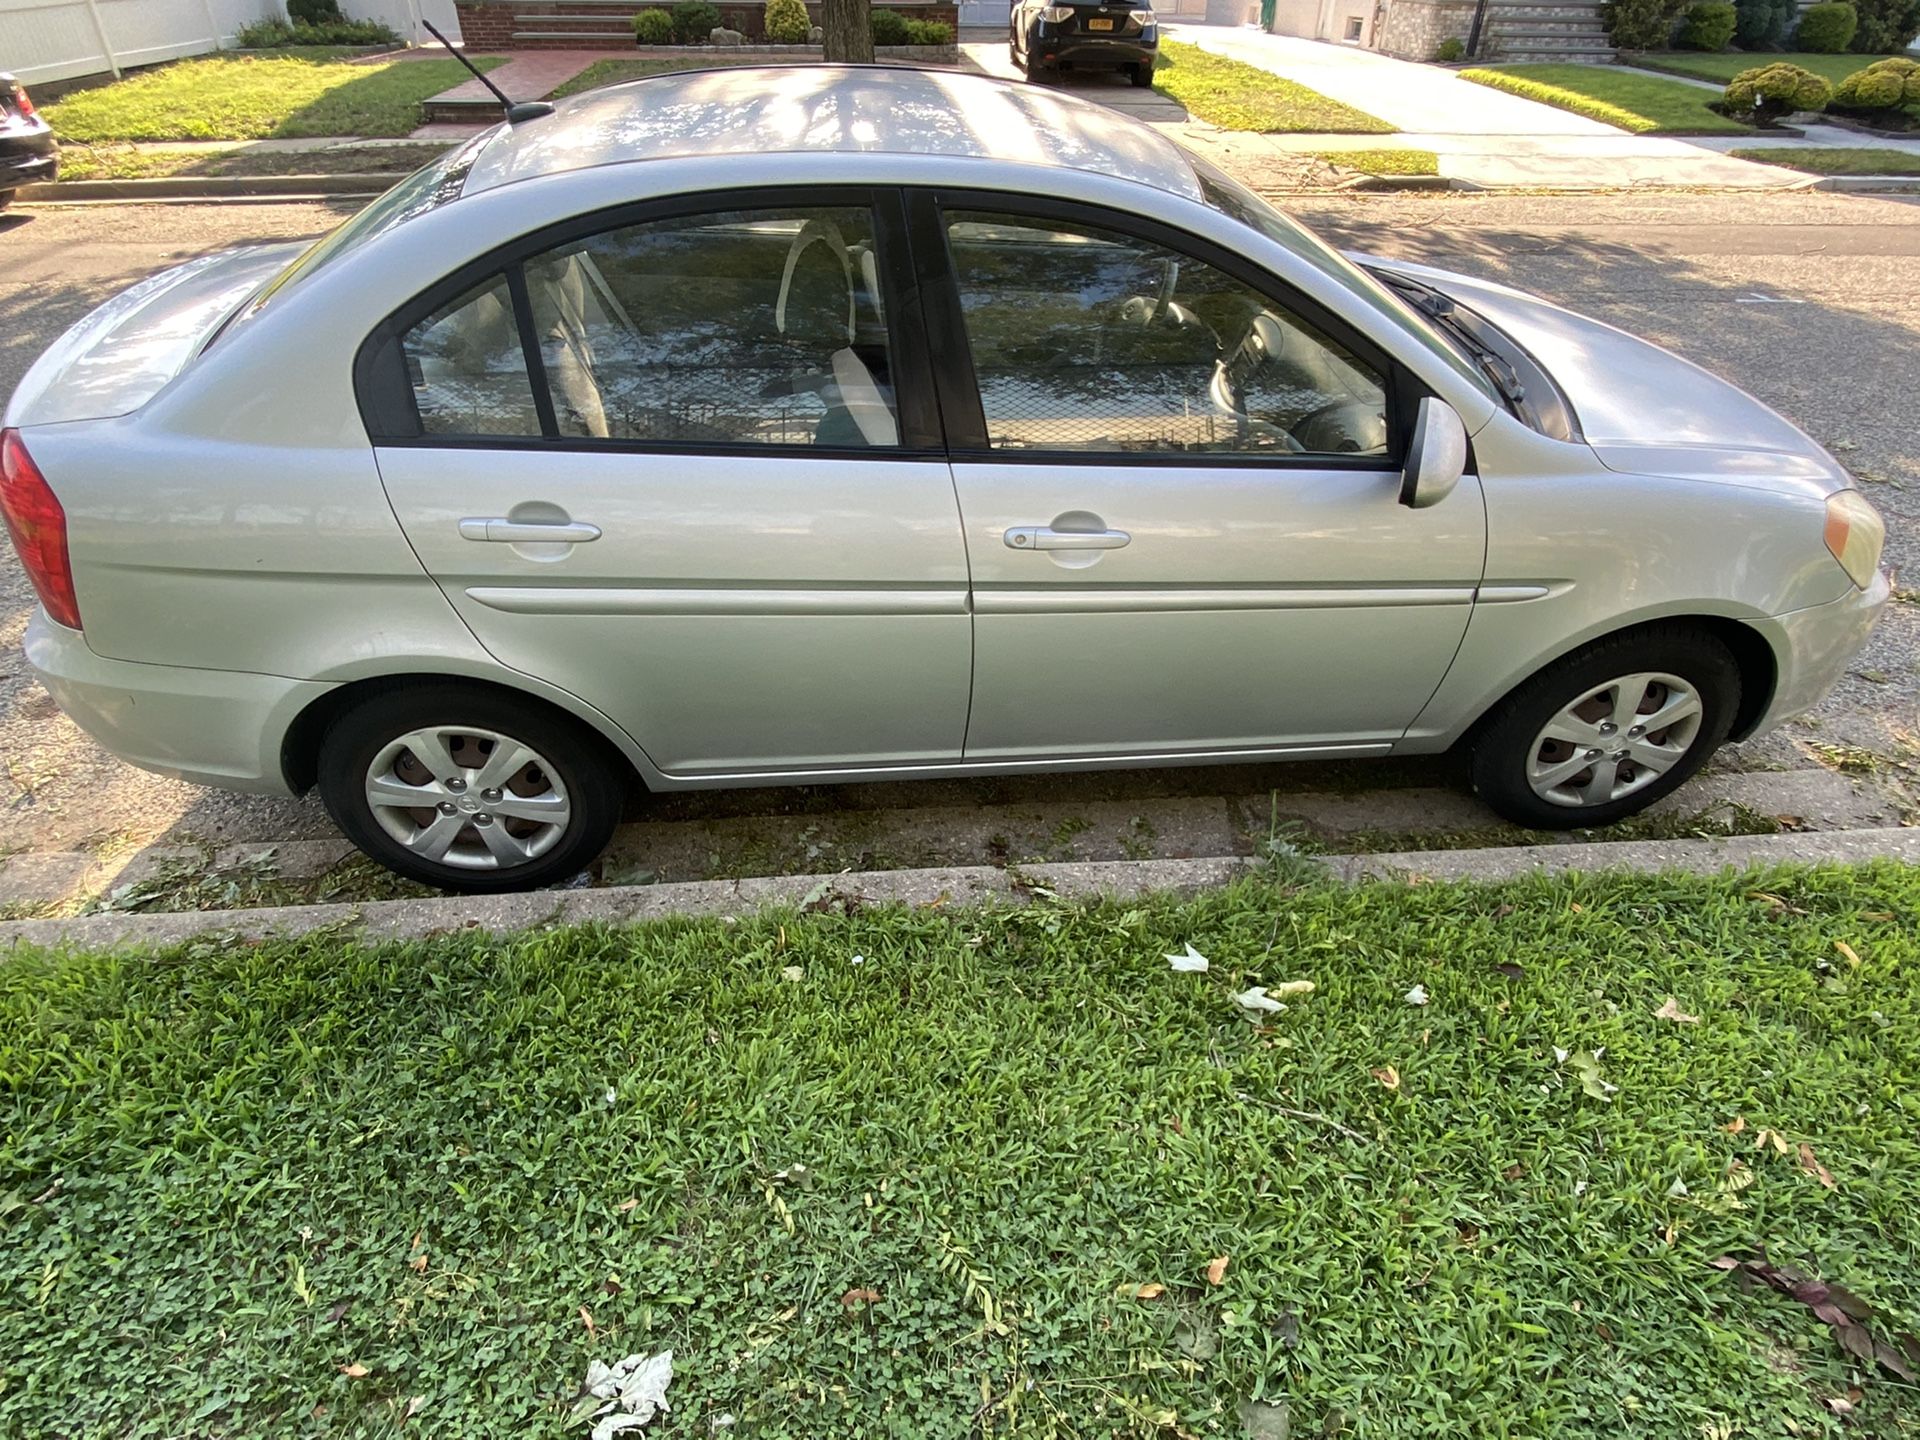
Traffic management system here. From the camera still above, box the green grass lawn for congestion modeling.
[4,864,1919,1436]
[1635,50,1913,86]
[1155,41,1394,133]
[548,54,798,100]
[1317,147,1440,175]
[42,51,503,142]
[1732,144,1920,174]
[54,141,454,182]
[1462,62,1751,133]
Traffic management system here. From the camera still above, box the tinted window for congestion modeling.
[944,210,1389,458]
[392,205,901,448]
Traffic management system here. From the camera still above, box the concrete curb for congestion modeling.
[1812,174,1920,192]
[19,174,406,201]
[4,826,1915,953]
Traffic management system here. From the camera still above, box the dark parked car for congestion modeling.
[1010,0,1158,86]
[1,72,57,207]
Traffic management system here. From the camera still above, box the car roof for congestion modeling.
[460,64,1204,202]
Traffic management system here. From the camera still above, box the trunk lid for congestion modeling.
[4,243,306,429]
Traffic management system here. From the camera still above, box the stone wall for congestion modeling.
[1375,0,1477,58]
[456,0,958,47]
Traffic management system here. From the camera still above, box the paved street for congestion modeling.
[1,192,1915,889]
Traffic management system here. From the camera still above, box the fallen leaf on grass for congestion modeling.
[1269,980,1315,999]
[1166,943,1209,973]
[1493,962,1524,980]
[1723,1116,1747,1135]
[618,1198,639,1212]
[1798,1143,1837,1190]
[1206,1256,1230,1286]
[1119,1282,1166,1300]
[840,1287,881,1306]
[581,1305,597,1340]
[1755,1127,1792,1157]
[403,1396,425,1421]
[339,1363,369,1379]
[1502,1162,1525,1182]
[1234,987,1287,1014]
[1710,1255,1916,1382]
[1371,1065,1401,1091]
[1566,1050,1617,1102]
[1404,984,1429,1006]
[1653,996,1700,1024]
[1835,940,1862,968]
[407,1253,428,1273]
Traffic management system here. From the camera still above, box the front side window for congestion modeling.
[944,209,1389,458]
[396,205,900,449]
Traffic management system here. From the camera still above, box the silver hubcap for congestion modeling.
[1526,671,1704,809]
[364,725,571,871]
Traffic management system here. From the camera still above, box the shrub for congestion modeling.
[632,7,675,40]
[904,17,953,41]
[669,0,721,41]
[234,15,399,45]
[1832,54,1920,109]
[1725,61,1833,121]
[1847,0,1920,49]
[1732,0,1793,44]
[1601,0,1686,49]
[869,7,911,43]
[1434,35,1466,58]
[1676,0,1737,46]
[1795,1,1858,47]
[287,0,343,22]
[763,0,811,41]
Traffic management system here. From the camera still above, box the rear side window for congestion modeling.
[382,205,902,450]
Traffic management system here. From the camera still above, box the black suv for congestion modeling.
[1,73,58,208]
[1011,0,1158,87]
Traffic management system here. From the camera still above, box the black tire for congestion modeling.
[1130,60,1155,87]
[1469,625,1741,831]
[0,192,13,211]
[316,683,625,894]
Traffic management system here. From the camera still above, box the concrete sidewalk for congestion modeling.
[1157,26,1807,189]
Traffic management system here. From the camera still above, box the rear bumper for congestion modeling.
[1745,569,1891,736]
[0,130,57,188]
[1030,28,1156,64]
[23,608,328,796]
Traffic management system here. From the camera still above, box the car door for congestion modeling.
[363,190,972,779]
[913,194,1487,761]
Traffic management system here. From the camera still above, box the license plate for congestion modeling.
[1087,16,1115,28]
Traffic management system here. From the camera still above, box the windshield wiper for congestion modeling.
[1397,282,1527,407]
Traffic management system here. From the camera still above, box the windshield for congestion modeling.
[1191,158,1499,406]
[208,128,497,346]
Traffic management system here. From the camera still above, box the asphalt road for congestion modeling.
[1,192,1915,861]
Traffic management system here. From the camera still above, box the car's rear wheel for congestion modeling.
[1469,626,1741,830]
[316,685,624,893]
[0,191,13,211]
[1130,60,1155,87]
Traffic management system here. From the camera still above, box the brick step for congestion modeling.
[514,14,635,28]
[1488,21,1611,36]
[1491,43,1616,58]
[1486,7,1604,20]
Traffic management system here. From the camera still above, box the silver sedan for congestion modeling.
[0,67,1888,892]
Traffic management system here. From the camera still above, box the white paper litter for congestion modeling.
[1166,943,1210,973]
[1404,984,1430,1006]
[1234,986,1286,1013]
[583,1351,672,1439]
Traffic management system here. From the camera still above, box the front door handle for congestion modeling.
[1004,525,1131,552]
[458,518,602,544]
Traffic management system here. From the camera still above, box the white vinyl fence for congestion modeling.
[0,0,463,87]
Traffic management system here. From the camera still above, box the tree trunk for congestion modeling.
[821,0,875,61]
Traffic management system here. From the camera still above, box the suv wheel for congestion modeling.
[317,684,624,893]
[1469,626,1741,830]
[1130,60,1155,87]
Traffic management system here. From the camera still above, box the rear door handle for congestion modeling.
[458,518,602,544]
[1004,526,1132,552]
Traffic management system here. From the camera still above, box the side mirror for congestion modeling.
[1399,397,1468,509]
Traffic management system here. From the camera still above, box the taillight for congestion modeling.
[10,82,34,119]
[0,429,82,630]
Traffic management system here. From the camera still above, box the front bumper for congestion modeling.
[1745,569,1891,736]
[24,608,330,795]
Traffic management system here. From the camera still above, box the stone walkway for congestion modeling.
[1153,25,1812,188]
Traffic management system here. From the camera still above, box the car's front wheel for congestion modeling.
[1469,626,1741,830]
[316,684,625,893]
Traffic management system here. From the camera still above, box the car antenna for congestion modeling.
[420,19,554,124]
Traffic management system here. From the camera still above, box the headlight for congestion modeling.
[1130,7,1156,20]
[1038,5,1074,19]
[1824,489,1885,589]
